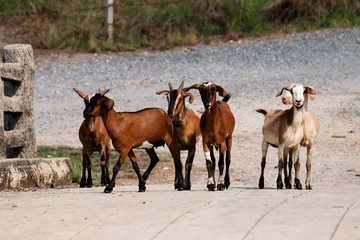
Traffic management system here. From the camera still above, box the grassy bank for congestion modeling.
[37,146,161,187]
[1,0,359,51]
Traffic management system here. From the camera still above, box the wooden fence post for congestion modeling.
[105,0,114,44]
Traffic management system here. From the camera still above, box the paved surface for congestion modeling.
[1,184,359,240]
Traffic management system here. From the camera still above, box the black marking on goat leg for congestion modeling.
[284,176,292,189]
[206,160,215,191]
[277,175,283,189]
[104,158,121,193]
[258,176,264,189]
[294,178,302,190]
[131,161,146,192]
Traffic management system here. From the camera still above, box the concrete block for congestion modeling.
[0,158,72,189]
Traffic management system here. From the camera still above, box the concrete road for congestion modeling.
[0,183,359,240]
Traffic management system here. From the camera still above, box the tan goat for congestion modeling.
[256,84,316,189]
[184,82,235,191]
[281,86,320,189]
[74,88,111,187]
[156,81,201,190]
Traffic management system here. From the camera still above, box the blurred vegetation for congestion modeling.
[0,0,359,52]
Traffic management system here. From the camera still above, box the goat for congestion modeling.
[82,89,184,193]
[156,81,201,190]
[281,86,320,189]
[184,82,235,191]
[256,84,316,189]
[73,88,111,188]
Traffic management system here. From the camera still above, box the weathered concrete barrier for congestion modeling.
[0,44,72,189]
[0,158,72,189]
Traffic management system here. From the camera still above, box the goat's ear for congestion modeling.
[183,92,195,104]
[183,84,201,92]
[216,85,227,97]
[156,90,169,95]
[103,97,114,111]
[276,86,292,97]
[305,86,316,95]
[73,88,87,99]
[98,89,110,96]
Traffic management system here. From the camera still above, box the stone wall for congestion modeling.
[0,44,72,189]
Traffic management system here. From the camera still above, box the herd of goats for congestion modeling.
[73,81,319,193]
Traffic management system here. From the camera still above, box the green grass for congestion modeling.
[0,0,359,52]
[37,146,156,187]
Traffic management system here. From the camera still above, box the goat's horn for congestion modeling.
[178,81,184,90]
[276,86,292,97]
[98,89,110,96]
[169,82,174,91]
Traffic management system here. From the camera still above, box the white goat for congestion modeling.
[256,84,316,189]
[281,86,319,189]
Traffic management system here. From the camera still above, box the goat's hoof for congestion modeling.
[80,178,86,188]
[284,177,292,189]
[225,175,230,189]
[104,186,113,193]
[306,184,312,190]
[138,188,146,192]
[207,184,215,191]
[294,178,302,190]
[86,183,93,188]
[217,184,225,191]
[277,177,283,189]
[174,182,181,190]
[183,186,191,191]
[258,176,264,189]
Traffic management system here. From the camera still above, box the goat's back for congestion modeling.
[116,108,173,142]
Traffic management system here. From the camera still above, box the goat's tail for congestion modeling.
[255,109,267,116]
[222,93,232,103]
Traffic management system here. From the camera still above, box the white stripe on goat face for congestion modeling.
[292,84,305,107]
[203,82,214,87]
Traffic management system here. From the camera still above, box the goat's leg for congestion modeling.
[293,147,302,190]
[80,148,88,188]
[128,150,146,192]
[81,148,93,188]
[184,145,196,190]
[204,144,216,191]
[100,145,110,186]
[225,136,233,189]
[287,149,293,189]
[217,144,226,191]
[277,146,285,189]
[165,137,184,191]
[283,149,291,189]
[142,148,160,183]
[305,144,313,190]
[259,139,269,189]
[104,150,128,193]
[104,142,111,185]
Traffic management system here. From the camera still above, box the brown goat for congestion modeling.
[156,81,201,190]
[82,89,184,193]
[73,88,111,187]
[184,82,235,191]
